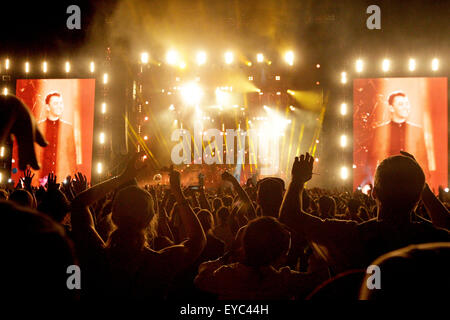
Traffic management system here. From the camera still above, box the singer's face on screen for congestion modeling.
[390,95,410,121]
[47,95,64,119]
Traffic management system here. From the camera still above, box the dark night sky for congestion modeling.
[1,0,448,61]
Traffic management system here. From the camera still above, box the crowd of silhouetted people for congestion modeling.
[1,95,449,301]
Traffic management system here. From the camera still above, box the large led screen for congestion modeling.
[12,79,96,186]
[353,77,447,192]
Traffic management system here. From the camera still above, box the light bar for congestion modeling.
[166,50,179,65]
[5,59,10,70]
[103,73,108,84]
[408,58,416,71]
[42,61,48,73]
[356,59,363,73]
[25,62,30,73]
[141,52,149,64]
[284,51,294,66]
[340,72,347,84]
[257,53,264,63]
[196,51,207,65]
[340,166,349,180]
[97,162,103,174]
[90,61,95,73]
[382,59,390,72]
[3,88,7,96]
[340,134,347,147]
[99,132,105,144]
[0,146,4,158]
[432,58,439,71]
[224,51,234,64]
[65,61,71,73]
[340,103,347,115]
[101,103,106,114]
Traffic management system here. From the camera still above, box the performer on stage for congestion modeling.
[37,91,77,183]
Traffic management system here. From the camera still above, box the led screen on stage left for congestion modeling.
[11,79,96,186]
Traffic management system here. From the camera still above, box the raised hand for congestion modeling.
[292,153,314,184]
[221,171,236,183]
[169,166,182,195]
[21,169,35,190]
[119,152,147,182]
[72,172,88,195]
[0,95,48,170]
[47,172,59,191]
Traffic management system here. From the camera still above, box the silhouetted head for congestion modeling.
[0,189,8,200]
[347,198,361,215]
[257,178,284,217]
[217,206,230,225]
[213,198,223,211]
[373,155,425,219]
[197,209,214,231]
[243,217,291,268]
[9,189,34,208]
[108,186,155,250]
[222,196,233,208]
[318,196,336,218]
[37,189,70,223]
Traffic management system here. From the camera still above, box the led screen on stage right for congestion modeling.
[353,77,447,192]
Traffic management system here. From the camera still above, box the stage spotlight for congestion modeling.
[97,162,103,174]
[196,51,207,65]
[248,76,253,81]
[276,92,281,95]
[0,146,4,158]
[286,89,294,95]
[340,72,347,84]
[169,104,175,111]
[25,62,30,73]
[340,103,347,115]
[246,61,252,67]
[101,103,106,114]
[275,75,280,80]
[289,105,295,111]
[179,61,187,69]
[432,58,439,71]
[340,166,349,180]
[5,59,10,70]
[42,61,48,73]
[284,51,294,66]
[224,51,234,64]
[408,58,416,71]
[0,173,2,183]
[353,164,357,169]
[3,87,7,96]
[141,52,149,64]
[340,134,347,147]
[382,59,390,72]
[143,135,148,141]
[99,132,105,144]
[90,61,95,73]
[65,61,71,73]
[144,116,149,121]
[103,73,108,84]
[316,64,320,68]
[257,53,264,63]
[444,188,449,193]
[180,82,203,106]
[166,50,179,65]
[356,59,363,73]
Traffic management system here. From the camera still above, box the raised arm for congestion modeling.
[160,168,207,268]
[400,151,450,230]
[221,171,256,219]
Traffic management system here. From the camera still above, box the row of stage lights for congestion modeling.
[340,58,441,83]
[140,50,295,66]
[1,59,101,74]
